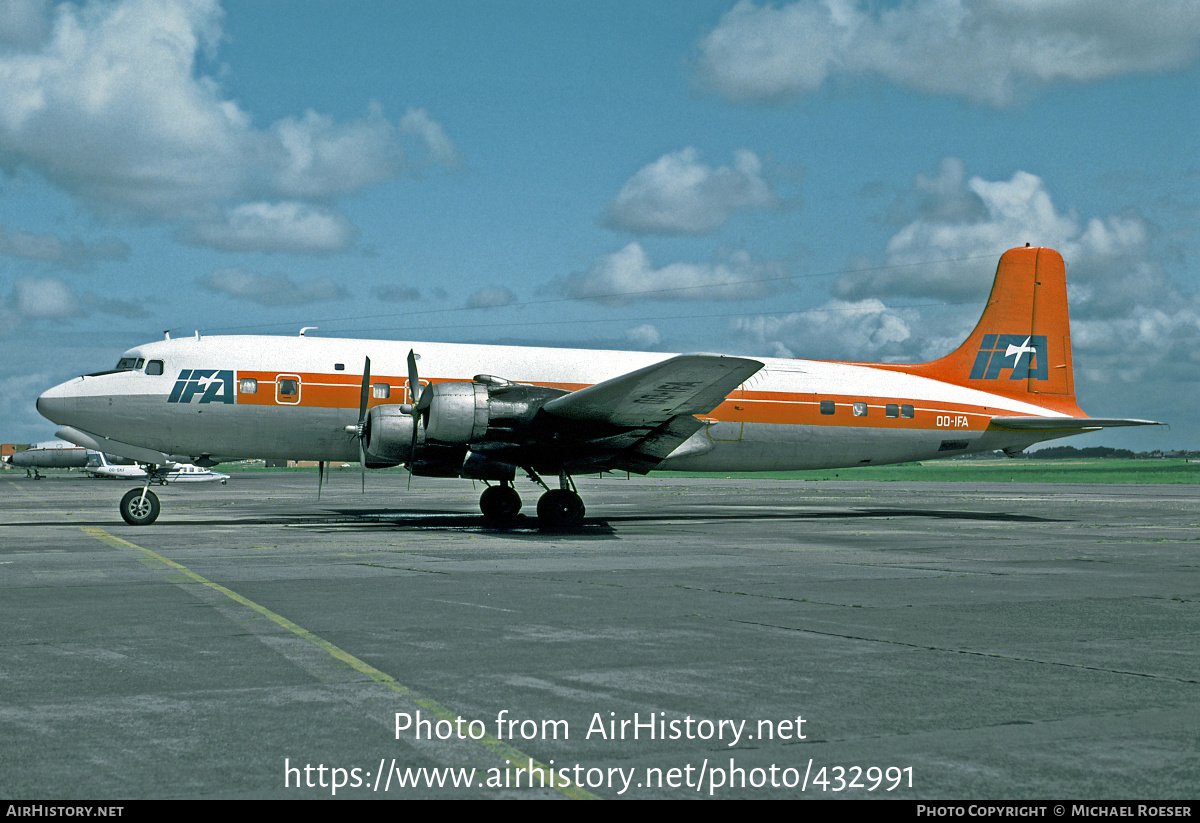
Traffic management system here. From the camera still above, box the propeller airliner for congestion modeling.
[35,246,1160,528]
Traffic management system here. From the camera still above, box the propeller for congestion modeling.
[343,356,372,494]
[317,460,325,500]
[403,349,427,490]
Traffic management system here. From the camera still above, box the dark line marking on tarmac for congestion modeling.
[724,618,1200,685]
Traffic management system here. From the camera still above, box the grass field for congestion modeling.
[652,458,1200,484]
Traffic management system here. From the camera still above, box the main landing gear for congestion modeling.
[478,471,586,530]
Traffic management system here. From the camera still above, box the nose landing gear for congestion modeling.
[120,486,160,526]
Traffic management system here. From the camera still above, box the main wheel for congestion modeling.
[480,485,522,526]
[120,488,161,526]
[536,489,585,530]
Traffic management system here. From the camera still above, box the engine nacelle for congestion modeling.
[363,405,415,464]
[361,379,570,478]
[424,382,489,444]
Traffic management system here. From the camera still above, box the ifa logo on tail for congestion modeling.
[168,369,234,404]
[969,334,1048,381]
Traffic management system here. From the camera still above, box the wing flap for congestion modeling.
[543,354,763,428]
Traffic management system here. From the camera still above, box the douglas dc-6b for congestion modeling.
[36,246,1159,528]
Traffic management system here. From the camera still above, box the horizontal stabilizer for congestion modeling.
[988,417,1165,431]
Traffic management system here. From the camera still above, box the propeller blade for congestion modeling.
[406,349,421,491]
[406,349,420,408]
[358,356,372,427]
[358,356,371,495]
[317,460,324,500]
[407,425,417,492]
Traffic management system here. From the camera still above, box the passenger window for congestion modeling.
[901,404,914,418]
[334,363,345,371]
[146,360,163,375]
[820,400,835,415]
[277,376,301,404]
[373,383,390,399]
[886,404,899,418]
[852,402,867,417]
[240,378,258,395]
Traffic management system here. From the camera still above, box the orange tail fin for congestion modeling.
[890,246,1083,415]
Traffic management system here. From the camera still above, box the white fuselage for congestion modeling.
[37,334,1069,472]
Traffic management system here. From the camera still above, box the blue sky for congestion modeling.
[2,0,1197,450]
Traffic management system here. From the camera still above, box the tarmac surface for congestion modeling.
[2,470,1198,800]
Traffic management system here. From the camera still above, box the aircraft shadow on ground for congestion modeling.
[0,506,1064,535]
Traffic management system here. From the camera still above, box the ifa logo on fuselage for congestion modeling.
[969,334,1048,381]
[167,369,234,404]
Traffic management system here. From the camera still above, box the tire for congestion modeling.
[536,489,585,530]
[120,488,161,526]
[480,485,522,526]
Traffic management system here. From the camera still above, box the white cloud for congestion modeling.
[0,0,456,250]
[554,242,786,305]
[399,108,461,169]
[11,277,81,318]
[199,267,348,306]
[604,148,777,234]
[465,285,516,309]
[0,226,128,266]
[697,0,1200,106]
[835,160,1102,303]
[623,323,661,348]
[732,299,918,361]
[184,202,357,254]
[269,106,406,200]
[735,159,1200,393]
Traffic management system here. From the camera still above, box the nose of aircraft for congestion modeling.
[36,378,78,424]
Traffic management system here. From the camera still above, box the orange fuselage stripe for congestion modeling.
[233,371,1004,432]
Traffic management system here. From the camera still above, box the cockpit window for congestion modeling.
[86,356,147,377]
[146,360,164,375]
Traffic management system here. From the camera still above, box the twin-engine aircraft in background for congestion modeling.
[84,452,230,485]
[36,246,1160,528]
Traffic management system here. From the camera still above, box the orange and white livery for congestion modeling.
[36,246,1159,527]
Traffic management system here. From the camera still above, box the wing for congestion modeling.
[543,354,763,426]
[541,354,763,474]
[989,417,1166,431]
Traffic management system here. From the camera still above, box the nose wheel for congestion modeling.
[120,487,161,526]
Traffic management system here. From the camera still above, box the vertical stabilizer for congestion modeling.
[887,247,1083,414]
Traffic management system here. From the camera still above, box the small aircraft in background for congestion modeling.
[84,452,229,485]
[35,246,1161,528]
[4,439,89,478]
